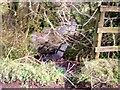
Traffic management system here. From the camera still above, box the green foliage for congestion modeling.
[0,57,65,87]
[0,3,9,13]
[1,2,120,88]
[2,2,120,59]
[76,59,118,86]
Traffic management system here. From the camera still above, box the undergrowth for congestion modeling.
[1,29,119,88]
[0,57,65,87]
[1,27,66,88]
[75,59,118,88]
[1,8,119,88]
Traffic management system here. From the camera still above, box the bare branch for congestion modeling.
[83,7,98,26]
[44,10,55,30]
[71,4,96,19]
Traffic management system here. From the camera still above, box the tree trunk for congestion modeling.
[7,2,18,29]
[0,13,3,56]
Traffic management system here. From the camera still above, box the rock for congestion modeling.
[31,21,77,61]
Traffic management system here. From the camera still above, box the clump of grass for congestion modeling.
[0,57,65,87]
[76,59,118,87]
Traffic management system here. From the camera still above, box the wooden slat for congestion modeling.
[95,46,120,52]
[98,27,120,33]
[100,5,120,12]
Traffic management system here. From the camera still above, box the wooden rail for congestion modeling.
[98,27,120,33]
[96,46,120,52]
[100,5,120,12]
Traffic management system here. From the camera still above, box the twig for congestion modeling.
[72,2,103,27]
[5,47,14,61]
[62,10,69,23]
[66,63,75,73]
[57,10,65,22]
[104,17,120,20]
[83,7,98,27]
[44,11,55,30]
[71,4,96,19]
[62,74,76,88]
[36,3,40,12]
[14,55,34,61]
[26,1,41,19]
[83,1,102,27]
[67,31,93,46]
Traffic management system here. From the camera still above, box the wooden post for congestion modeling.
[0,13,2,56]
[92,8,100,59]
[95,12,105,59]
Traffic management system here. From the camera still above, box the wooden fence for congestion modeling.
[95,5,120,59]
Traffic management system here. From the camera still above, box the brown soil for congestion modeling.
[0,81,118,89]
[0,80,64,88]
[0,81,21,88]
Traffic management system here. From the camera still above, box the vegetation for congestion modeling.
[0,1,119,88]
[0,57,65,87]
[76,59,118,87]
